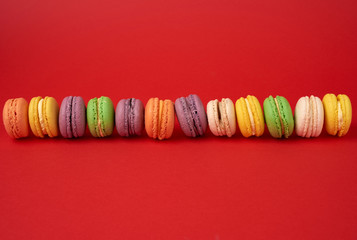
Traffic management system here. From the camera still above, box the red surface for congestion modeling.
[1,0,357,239]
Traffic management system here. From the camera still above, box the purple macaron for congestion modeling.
[175,94,207,137]
[59,96,86,138]
[115,98,144,137]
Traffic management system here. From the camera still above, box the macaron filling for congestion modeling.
[187,95,204,136]
[65,96,73,138]
[97,98,105,137]
[310,96,317,137]
[71,97,78,137]
[151,98,159,139]
[302,96,312,137]
[245,98,256,136]
[130,99,137,136]
[123,99,130,136]
[274,97,285,137]
[122,98,137,136]
[38,99,47,135]
[337,101,343,132]
[221,99,232,137]
[129,99,136,136]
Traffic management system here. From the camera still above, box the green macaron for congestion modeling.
[263,95,294,138]
[87,96,114,137]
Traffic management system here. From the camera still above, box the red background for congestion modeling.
[1,0,357,239]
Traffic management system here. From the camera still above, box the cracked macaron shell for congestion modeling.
[263,95,294,138]
[3,98,29,139]
[87,96,114,137]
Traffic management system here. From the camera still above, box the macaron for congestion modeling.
[3,98,29,139]
[263,95,294,138]
[87,96,114,138]
[115,98,144,137]
[322,93,352,137]
[235,95,264,137]
[145,98,175,140]
[175,94,207,137]
[59,96,86,138]
[294,95,324,138]
[206,98,236,137]
[28,96,59,138]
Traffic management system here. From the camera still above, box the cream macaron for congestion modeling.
[206,98,236,137]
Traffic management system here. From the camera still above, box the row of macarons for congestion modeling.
[3,94,352,139]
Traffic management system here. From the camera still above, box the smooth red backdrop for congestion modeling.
[1,0,357,239]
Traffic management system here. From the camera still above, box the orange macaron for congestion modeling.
[145,98,175,140]
[3,98,30,139]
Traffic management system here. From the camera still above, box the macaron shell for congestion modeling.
[294,96,309,137]
[263,96,282,138]
[175,97,196,137]
[235,97,253,137]
[276,96,294,138]
[115,99,127,136]
[87,98,99,137]
[98,96,114,137]
[247,95,264,137]
[3,98,29,139]
[72,96,86,138]
[337,94,352,137]
[29,96,44,138]
[59,96,71,138]
[207,100,221,136]
[158,100,175,140]
[133,99,144,136]
[43,97,59,137]
[3,99,16,138]
[322,94,338,136]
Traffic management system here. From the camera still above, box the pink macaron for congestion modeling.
[294,95,324,138]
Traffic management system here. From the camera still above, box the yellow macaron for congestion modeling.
[235,95,265,137]
[322,93,352,137]
[29,96,59,138]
